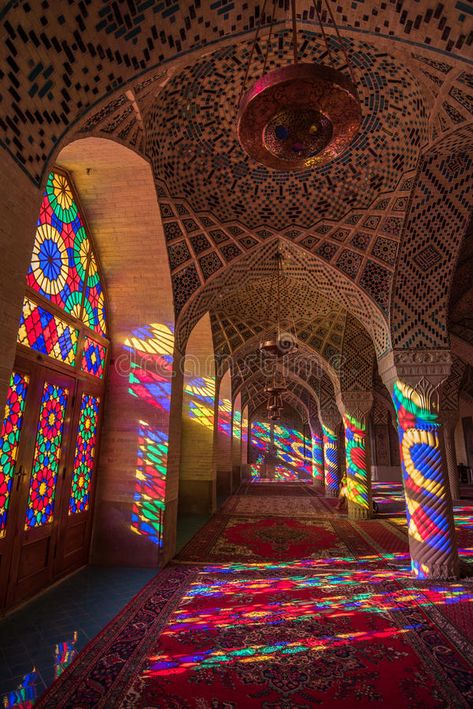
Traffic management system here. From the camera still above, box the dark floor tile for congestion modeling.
[0,565,158,701]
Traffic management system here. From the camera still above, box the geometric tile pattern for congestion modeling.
[0,2,469,185]
[391,125,473,348]
[147,32,426,230]
[0,1,471,412]
[176,238,391,357]
[156,167,414,317]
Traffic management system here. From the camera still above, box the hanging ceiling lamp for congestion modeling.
[237,0,361,171]
[259,248,298,357]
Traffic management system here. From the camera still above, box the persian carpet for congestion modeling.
[36,492,473,708]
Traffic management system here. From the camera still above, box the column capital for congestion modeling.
[378,349,452,393]
[337,390,374,421]
[320,406,341,433]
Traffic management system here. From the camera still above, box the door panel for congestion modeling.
[54,387,102,575]
[0,369,31,608]
[1,356,104,612]
[6,369,75,608]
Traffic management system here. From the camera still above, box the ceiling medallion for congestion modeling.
[237,0,362,171]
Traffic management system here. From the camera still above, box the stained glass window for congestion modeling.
[84,253,107,337]
[27,172,87,315]
[0,372,29,537]
[25,382,68,529]
[80,337,106,379]
[69,394,99,514]
[18,297,79,365]
[25,170,107,336]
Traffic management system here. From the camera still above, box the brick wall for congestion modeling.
[232,392,242,489]
[215,369,232,503]
[179,313,216,515]
[0,154,42,413]
[58,137,175,567]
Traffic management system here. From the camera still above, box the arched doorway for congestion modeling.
[0,169,108,610]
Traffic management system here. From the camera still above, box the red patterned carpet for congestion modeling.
[37,484,473,708]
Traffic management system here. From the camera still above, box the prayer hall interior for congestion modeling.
[0,1,472,706]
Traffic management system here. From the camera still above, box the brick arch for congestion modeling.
[176,237,390,356]
[245,386,311,425]
[390,123,473,350]
[235,367,321,416]
[2,0,466,188]
[55,136,176,565]
[229,335,340,397]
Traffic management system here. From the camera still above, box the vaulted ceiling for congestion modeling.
[1,0,472,418]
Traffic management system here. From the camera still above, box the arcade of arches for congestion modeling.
[0,1,473,706]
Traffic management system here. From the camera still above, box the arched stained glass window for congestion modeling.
[25,170,107,341]
[0,168,109,611]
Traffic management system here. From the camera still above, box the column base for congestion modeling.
[348,501,373,520]
[411,556,460,580]
[325,488,339,498]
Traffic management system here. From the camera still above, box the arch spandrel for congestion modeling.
[390,124,473,351]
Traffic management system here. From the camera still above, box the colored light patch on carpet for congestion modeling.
[132,565,472,708]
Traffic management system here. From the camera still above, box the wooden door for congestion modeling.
[0,366,32,609]
[6,365,76,608]
[53,381,103,576]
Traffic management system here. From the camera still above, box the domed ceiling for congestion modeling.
[147,30,427,230]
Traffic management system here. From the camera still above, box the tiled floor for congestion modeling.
[0,566,156,705]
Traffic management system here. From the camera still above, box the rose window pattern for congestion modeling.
[21,170,108,369]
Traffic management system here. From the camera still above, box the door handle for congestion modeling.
[15,465,26,491]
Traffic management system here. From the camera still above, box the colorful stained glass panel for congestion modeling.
[18,297,78,365]
[69,394,99,514]
[80,337,106,379]
[27,172,88,313]
[0,372,29,537]
[25,382,68,529]
[84,253,107,337]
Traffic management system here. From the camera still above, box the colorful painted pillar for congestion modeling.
[310,419,324,488]
[338,392,373,520]
[442,411,460,501]
[379,351,459,579]
[321,412,341,497]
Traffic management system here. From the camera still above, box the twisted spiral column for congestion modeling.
[312,432,324,488]
[344,412,373,520]
[442,412,460,502]
[322,423,340,497]
[393,380,458,579]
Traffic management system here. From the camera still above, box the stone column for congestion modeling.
[379,350,459,580]
[338,391,374,520]
[442,411,460,502]
[309,416,324,488]
[321,410,342,497]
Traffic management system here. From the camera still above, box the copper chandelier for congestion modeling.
[237,0,362,171]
